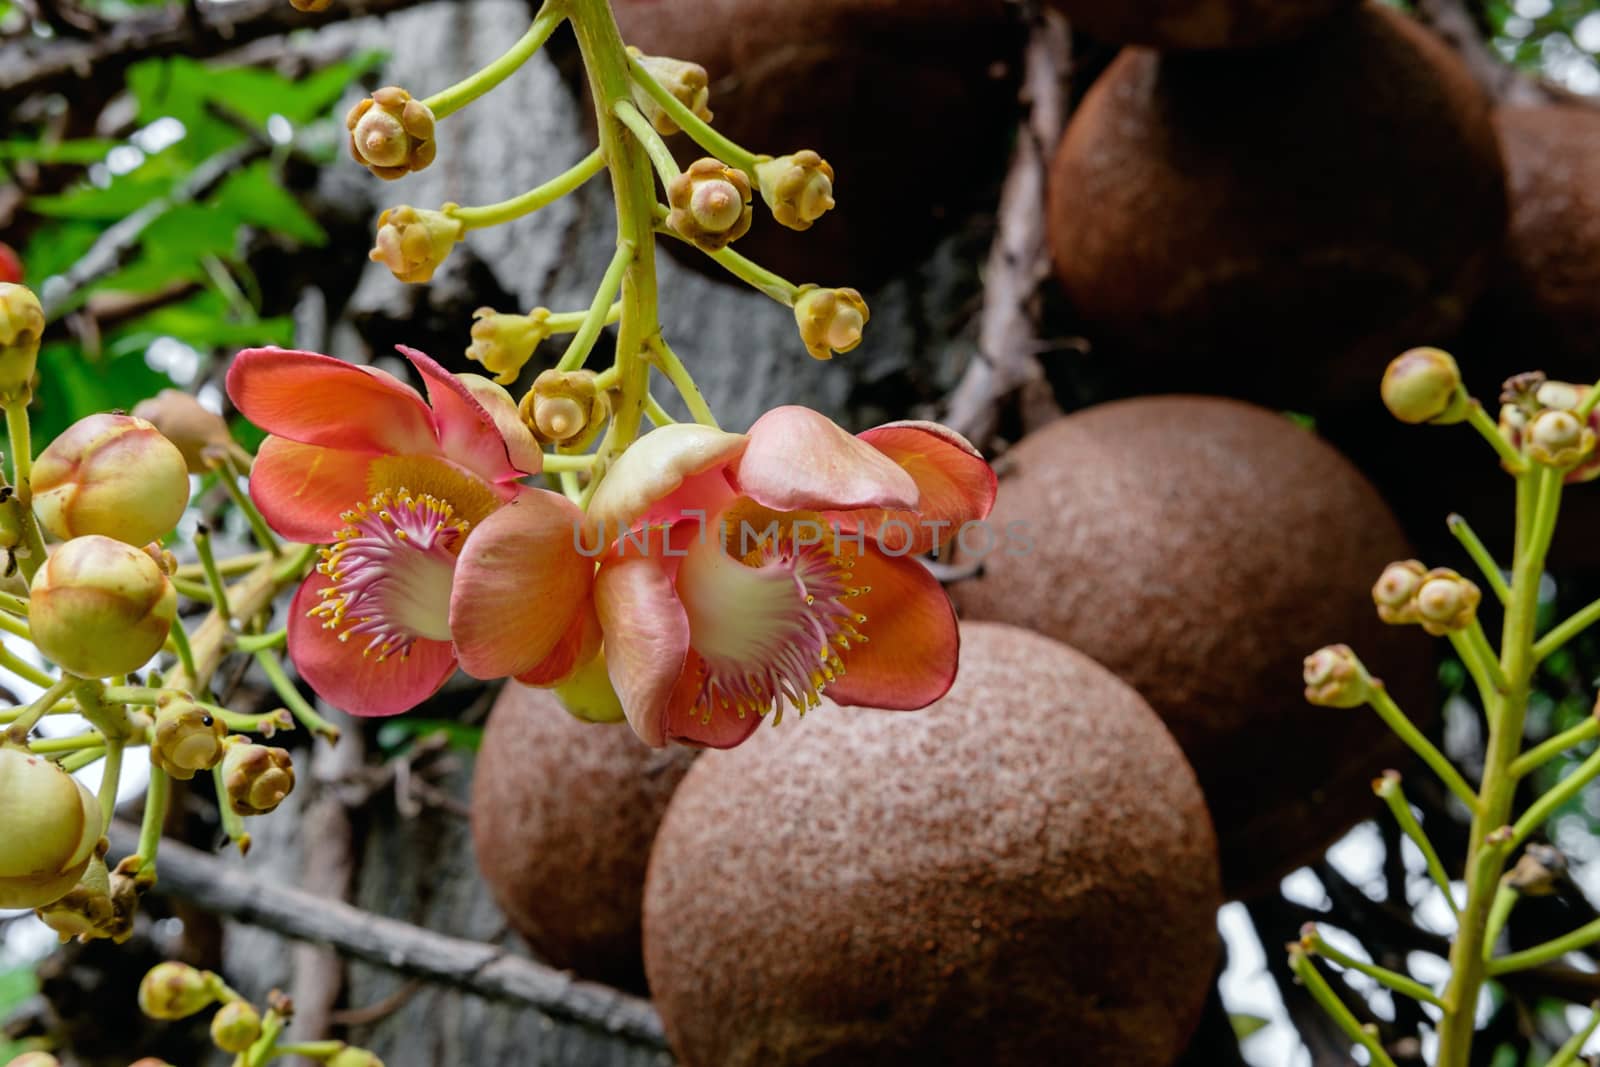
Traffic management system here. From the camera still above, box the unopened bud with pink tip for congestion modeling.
[1380,347,1467,425]
[1414,567,1481,636]
[371,205,464,284]
[0,747,103,909]
[210,1000,263,1053]
[138,961,220,1020]
[1528,408,1596,470]
[0,282,43,401]
[1302,644,1375,708]
[133,389,251,475]
[757,151,836,232]
[628,48,712,135]
[29,535,178,678]
[149,695,227,781]
[667,159,753,252]
[467,307,552,384]
[521,369,607,445]
[346,87,436,180]
[1372,559,1427,626]
[221,738,295,817]
[794,286,868,361]
[33,413,191,546]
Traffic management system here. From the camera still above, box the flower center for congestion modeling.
[311,488,468,661]
[676,509,868,727]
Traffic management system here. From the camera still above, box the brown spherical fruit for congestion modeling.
[1047,3,1505,409]
[470,684,695,993]
[612,0,1021,287]
[1044,0,1356,50]
[950,397,1433,898]
[644,622,1221,1067]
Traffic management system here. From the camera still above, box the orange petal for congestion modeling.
[662,649,764,749]
[823,542,959,711]
[249,438,376,543]
[227,347,437,456]
[840,421,998,555]
[458,373,544,477]
[515,596,602,687]
[400,345,535,484]
[587,423,746,542]
[594,538,692,747]
[733,405,919,514]
[287,575,457,716]
[450,490,593,680]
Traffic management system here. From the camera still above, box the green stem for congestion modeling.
[625,49,761,176]
[136,766,170,883]
[170,575,213,602]
[241,1008,287,1067]
[1447,513,1510,604]
[556,240,634,373]
[169,619,199,692]
[1448,622,1509,701]
[1548,1003,1600,1067]
[642,391,675,427]
[59,745,105,772]
[253,650,340,744]
[543,453,597,472]
[422,4,565,118]
[1511,715,1600,779]
[272,1042,347,1059]
[543,303,622,334]
[657,218,802,304]
[1510,743,1600,848]
[98,738,123,827]
[0,643,54,688]
[1488,914,1600,975]
[1482,884,1517,964]
[218,454,281,557]
[176,550,271,581]
[233,630,286,653]
[648,336,718,427]
[1466,400,1527,474]
[194,525,232,617]
[1305,929,1444,1008]
[3,398,47,585]
[0,591,27,615]
[4,675,75,744]
[0,610,28,640]
[1367,686,1479,812]
[448,148,606,229]
[1578,379,1600,420]
[213,761,250,855]
[1288,948,1399,1067]
[1374,775,1457,913]
[28,733,102,754]
[613,99,681,183]
[205,703,293,736]
[1535,595,1600,662]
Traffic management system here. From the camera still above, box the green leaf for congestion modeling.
[139,202,244,264]
[27,173,176,219]
[32,341,173,447]
[0,137,117,164]
[376,719,485,754]
[106,291,294,353]
[212,162,327,246]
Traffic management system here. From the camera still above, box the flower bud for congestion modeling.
[466,307,552,384]
[0,746,103,909]
[35,853,118,943]
[0,282,44,401]
[0,487,24,551]
[132,389,252,475]
[1528,408,1596,470]
[222,738,295,817]
[346,87,436,181]
[327,1048,386,1067]
[138,961,219,1020]
[1380,347,1467,425]
[370,205,463,284]
[1302,644,1375,709]
[1372,559,1427,625]
[149,695,227,781]
[1414,567,1481,636]
[1536,380,1584,411]
[520,369,606,445]
[666,159,753,252]
[34,413,191,546]
[30,535,178,678]
[210,1000,263,1053]
[793,286,868,361]
[627,48,712,135]
[554,650,626,724]
[1505,842,1566,897]
[756,151,836,232]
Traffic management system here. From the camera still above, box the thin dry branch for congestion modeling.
[105,821,671,1051]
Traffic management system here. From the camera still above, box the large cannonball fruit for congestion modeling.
[1047,3,1506,410]
[644,622,1222,1067]
[1045,0,1357,51]
[470,684,695,992]
[951,397,1433,898]
[612,0,1021,287]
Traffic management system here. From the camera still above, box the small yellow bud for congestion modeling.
[30,535,178,678]
[520,369,606,446]
[1414,567,1481,636]
[0,282,43,401]
[138,961,218,1020]
[1380,347,1467,425]
[666,159,753,252]
[210,1000,263,1053]
[1302,644,1375,709]
[0,746,102,909]
[132,389,252,475]
[1528,408,1596,470]
[466,307,552,385]
[370,205,464,284]
[346,87,436,181]
[221,738,295,817]
[327,1047,386,1067]
[1372,559,1427,626]
[627,48,712,136]
[149,695,227,781]
[34,413,191,546]
[793,286,868,361]
[756,151,836,232]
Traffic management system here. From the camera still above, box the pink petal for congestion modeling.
[823,542,959,711]
[587,423,747,543]
[227,348,438,456]
[249,437,376,543]
[514,597,602,687]
[450,489,593,679]
[287,575,457,717]
[399,345,532,484]
[733,406,919,514]
[458,373,544,477]
[662,650,764,749]
[837,421,998,555]
[594,537,692,748]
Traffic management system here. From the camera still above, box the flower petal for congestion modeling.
[662,650,764,749]
[839,421,998,555]
[227,348,437,455]
[594,537,692,747]
[458,372,544,477]
[450,489,593,679]
[587,423,747,541]
[733,405,919,514]
[287,574,457,716]
[515,596,602,687]
[823,543,959,711]
[249,437,376,543]
[399,345,532,484]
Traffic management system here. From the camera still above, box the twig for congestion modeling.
[105,821,669,1049]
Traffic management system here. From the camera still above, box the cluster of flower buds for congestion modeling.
[793,286,868,361]
[521,369,608,446]
[1499,373,1600,478]
[29,535,178,678]
[33,412,191,546]
[133,389,252,474]
[467,307,555,384]
[0,746,103,908]
[1380,346,1468,425]
[347,87,437,181]
[667,158,753,252]
[1373,560,1482,637]
[220,737,295,816]
[370,205,464,284]
[628,48,712,135]
[756,151,836,232]
[1302,644,1377,708]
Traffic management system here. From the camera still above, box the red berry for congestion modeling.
[0,243,21,284]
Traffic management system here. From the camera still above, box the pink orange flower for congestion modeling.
[589,406,995,748]
[228,346,594,716]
